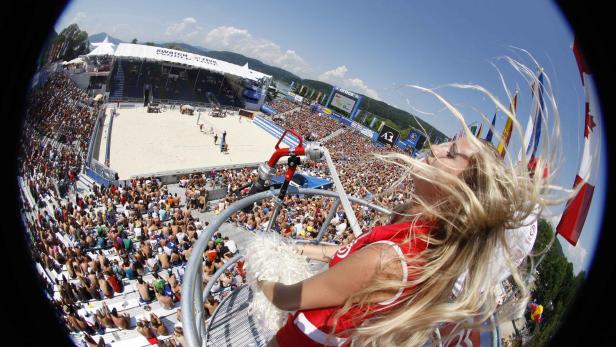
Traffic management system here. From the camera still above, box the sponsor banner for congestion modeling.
[406,129,422,147]
[377,124,400,146]
[350,121,376,139]
[395,139,408,149]
[310,103,323,113]
[324,112,340,124]
[335,87,360,99]
[322,107,332,115]
[338,115,352,126]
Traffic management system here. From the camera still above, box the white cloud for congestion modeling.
[71,12,87,25]
[203,26,309,75]
[165,17,202,42]
[318,65,380,100]
[110,24,131,36]
[319,65,348,80]
[547,213,561,230]
[545,212,588,274]
[560,240,588,274]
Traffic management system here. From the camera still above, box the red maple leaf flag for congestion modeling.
[556,39,601,246]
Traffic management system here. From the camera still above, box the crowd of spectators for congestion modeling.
[18,78,418,344]
[268,99,298,114]
[19,73,102,205]
[275,106,343,141]
[171,99,415,245]
[21,174,246,345]
[25,73,100,151]
[17,73,246,345]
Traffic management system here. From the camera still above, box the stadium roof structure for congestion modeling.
[113,43,272,82]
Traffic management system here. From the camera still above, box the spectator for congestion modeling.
[173,326,187,347]
[110,307,130,330]
[137,276,153,304]
[136,320,158,345]
[150,313,168,336]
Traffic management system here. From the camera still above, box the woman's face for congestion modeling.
[412,137,479,202]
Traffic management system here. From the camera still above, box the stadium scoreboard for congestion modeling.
[325,87,363,119]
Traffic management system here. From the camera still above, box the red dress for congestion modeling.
[275,221,434,346]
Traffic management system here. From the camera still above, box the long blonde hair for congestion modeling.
[330,57,570,346]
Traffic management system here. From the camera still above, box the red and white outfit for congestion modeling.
[275,221,435,346]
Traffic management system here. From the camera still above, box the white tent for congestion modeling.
[88,35,116,56]
[88,44,116,56]
[63,57,85,65]
[113,43,271,82]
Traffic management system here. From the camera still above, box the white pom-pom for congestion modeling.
[242,232,316,330]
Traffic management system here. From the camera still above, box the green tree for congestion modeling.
[55,24,89,61]
[524,219,586,346]
[165,43,187,52]
[131,38,138,44]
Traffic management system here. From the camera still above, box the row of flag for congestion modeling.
[451,39,598,247]
[556,39,598,246]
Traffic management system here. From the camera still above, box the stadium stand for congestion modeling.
[18,72,248,346]
[18,70,415,346]
[109,60,243,107]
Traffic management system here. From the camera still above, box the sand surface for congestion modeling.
[102,106,277,179]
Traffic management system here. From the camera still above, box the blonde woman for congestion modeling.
[257,62,561,347]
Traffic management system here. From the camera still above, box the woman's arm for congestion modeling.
[258,243,402,311]
[294,243,340,262]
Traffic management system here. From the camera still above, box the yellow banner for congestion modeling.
[497,93,518,158]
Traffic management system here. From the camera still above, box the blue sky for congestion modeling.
[55,0,606,275]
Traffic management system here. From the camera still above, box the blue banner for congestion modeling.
[86,168,112,187]
[271,173,333,190]
[350,120,376,139]
[311,104,323,113]
[261,103,276,115]
[338,114,352,126]
[395,139,408,149]
[243,89,261,100]
[406,129,422,148]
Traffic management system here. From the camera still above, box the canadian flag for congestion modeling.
[556,39,601,246]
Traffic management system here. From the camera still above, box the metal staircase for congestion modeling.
[111,63,125,98]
